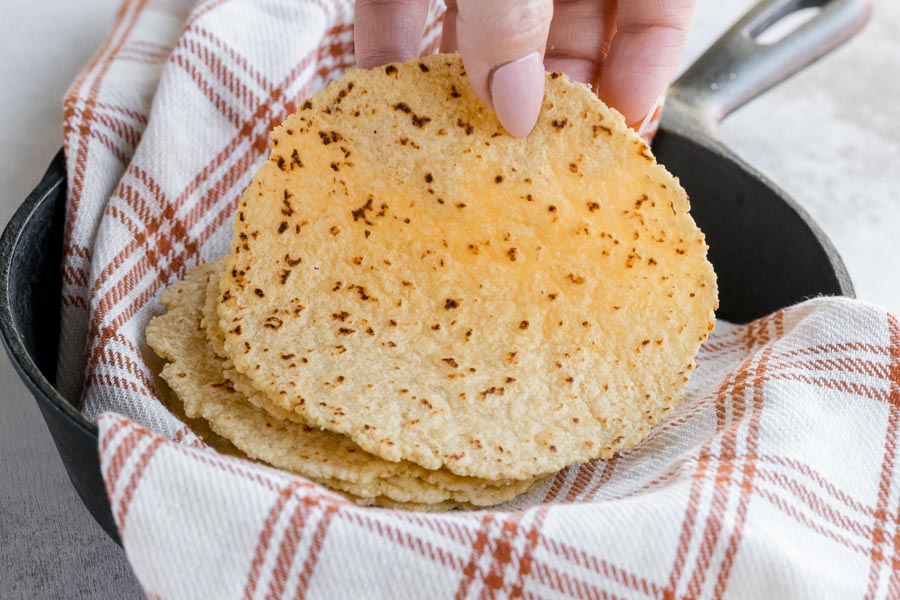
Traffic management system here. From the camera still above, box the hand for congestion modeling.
[354,0,696,137]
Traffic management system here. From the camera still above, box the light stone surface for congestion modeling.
[685,1,900,314]
[1,0,897,597]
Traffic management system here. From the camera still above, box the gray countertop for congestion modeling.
[1,0,897,597]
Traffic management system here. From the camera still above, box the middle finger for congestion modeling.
[544,0,616,86]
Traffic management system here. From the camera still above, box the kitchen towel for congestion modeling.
[61,0,900,598]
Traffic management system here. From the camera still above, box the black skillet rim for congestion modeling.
[0,150,100,437]
[656,118,855,300]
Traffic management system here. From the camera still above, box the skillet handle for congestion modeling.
[667,0,871,129]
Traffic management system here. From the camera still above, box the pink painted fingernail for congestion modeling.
[636,95,666,141]
[490,52,544,138]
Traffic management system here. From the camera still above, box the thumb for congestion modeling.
[454,0,553,137]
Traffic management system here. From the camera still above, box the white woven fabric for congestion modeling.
[61,1,900,598]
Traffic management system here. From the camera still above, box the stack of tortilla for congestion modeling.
[146,54,717,510]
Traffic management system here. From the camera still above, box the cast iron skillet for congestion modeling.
[0,0,870,544]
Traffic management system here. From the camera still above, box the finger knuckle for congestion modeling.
[624,0,695,31]
[657,0,696,26]
[465,0,553,44]
[356,0,423,10]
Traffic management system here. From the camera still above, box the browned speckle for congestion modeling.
[478,387,504,400]
[349,284,373,301]
[316,130,341,147]
[284,254,302,267]
[289,149,303,169]
[456,118,474,135]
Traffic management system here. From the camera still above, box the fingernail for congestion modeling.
[490,52,544,138]
[636,95,666,141]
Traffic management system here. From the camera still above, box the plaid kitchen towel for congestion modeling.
[60,0,900,598]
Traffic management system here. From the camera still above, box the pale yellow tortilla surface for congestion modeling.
[217,53,717,479]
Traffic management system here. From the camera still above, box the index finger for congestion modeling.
[354,0,430,68]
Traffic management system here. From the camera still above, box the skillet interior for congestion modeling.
[653,128,853,323]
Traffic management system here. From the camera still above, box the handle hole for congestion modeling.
[751,6,822,45]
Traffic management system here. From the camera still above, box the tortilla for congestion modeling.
[216,53,717,480]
